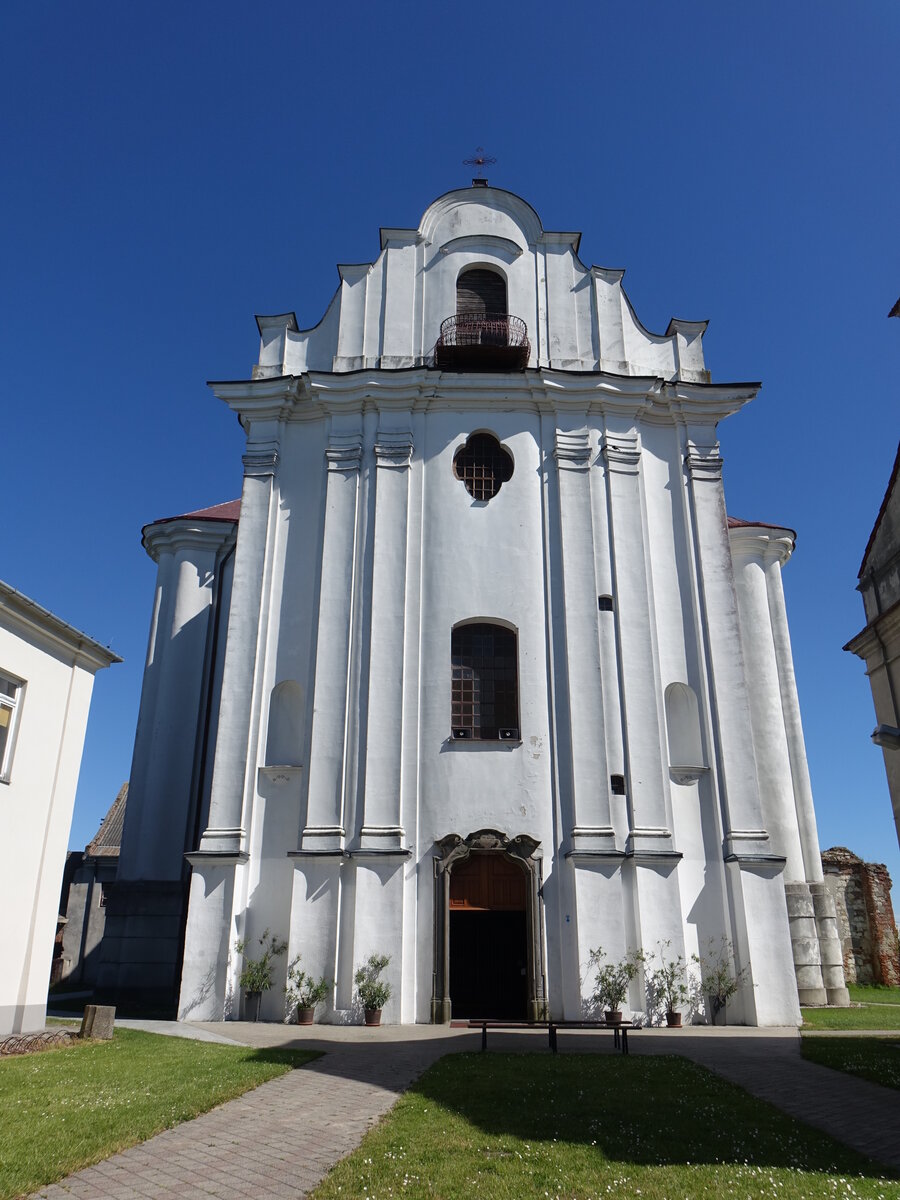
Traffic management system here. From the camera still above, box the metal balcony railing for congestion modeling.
[434,313,530,370]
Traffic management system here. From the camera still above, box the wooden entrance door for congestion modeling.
[448,853,528,1018]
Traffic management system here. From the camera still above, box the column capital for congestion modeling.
[684,438,723,481]
[242,442,280,477]
[326,435,363,471]
[728,524,795,567]
[601,431,640,473]
[374,430,413,468]
[554,429,592,470]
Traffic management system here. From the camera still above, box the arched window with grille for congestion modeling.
[434,266,529,370]
[456,267,508,318]
[451,622,519,741]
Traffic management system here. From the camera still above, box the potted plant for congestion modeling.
[234,929,287,1021]
[354,953,391,1025]
[695,936,749,1026]
[649,941,689,1027]
[284,955,331,1024]
[588,946,644,1023]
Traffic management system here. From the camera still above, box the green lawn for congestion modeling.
[310,1053,899,1200]
[802,1036,900,1091]
[0,1028,317,1199]
[848,984,900,1006]
[802,1003,900,1030]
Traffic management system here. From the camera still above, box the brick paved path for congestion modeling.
[30,1024,900,1197]
[31,1025,472,1199]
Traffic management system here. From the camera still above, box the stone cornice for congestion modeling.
[208,369,759,426]
[728,525,796,566]
[142,519,237,563]
[845,596,900,658]
[208,375,309,422]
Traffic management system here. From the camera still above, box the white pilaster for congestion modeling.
[684,439,773,860]
[555,426,616,856]
[764,546,825,883]
[178,857,242,1021]
[199,438,279,855]
[359,428,413,853]
[300,431,363,853]
[729,528,805,880]
[123,522,232,880]
[601,427,673,855]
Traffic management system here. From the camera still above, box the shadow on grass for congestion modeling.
[399,1052,897,1181]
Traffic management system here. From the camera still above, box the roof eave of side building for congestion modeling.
[0,580,121,672]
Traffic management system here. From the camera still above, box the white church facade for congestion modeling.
[101,184,847,1025]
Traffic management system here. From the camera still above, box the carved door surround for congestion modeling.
[431,828,546,1023]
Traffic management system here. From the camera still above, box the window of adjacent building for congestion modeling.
[453,432,514,501]
[0,673,24,783]
[451,622,519,740]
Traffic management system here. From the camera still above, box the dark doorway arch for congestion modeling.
[431,829,546,1023]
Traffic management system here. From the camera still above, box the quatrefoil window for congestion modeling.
[452,433,513,501]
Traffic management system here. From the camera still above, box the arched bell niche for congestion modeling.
[431,829,546,1023]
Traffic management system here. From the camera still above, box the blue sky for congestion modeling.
[4,2,899,884]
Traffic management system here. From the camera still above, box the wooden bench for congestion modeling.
[468,1018,636,1055]
[467,1020,548,1052]
[549,1019,636,1055]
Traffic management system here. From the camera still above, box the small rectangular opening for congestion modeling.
[610,774,626,795]
[598,596,614,612]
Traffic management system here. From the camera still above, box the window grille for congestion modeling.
[451,623,519,740]
[457,268,507,316]
[453,433,513,501]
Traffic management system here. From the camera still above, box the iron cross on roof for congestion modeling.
[464,146,496,187]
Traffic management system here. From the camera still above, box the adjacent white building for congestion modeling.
[0,581,119,1036]
[105,184,847,1025]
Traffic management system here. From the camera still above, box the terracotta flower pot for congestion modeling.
[296,1007,315,1025]
[364,1008,382,1026]
[665,1010,682,1028]
[605,1010,623,1024]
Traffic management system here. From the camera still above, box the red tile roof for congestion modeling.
[151,499,241,526]
[148,501,794,542]
[727,515,795,537]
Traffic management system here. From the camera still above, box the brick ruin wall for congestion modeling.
[822,847,900,987]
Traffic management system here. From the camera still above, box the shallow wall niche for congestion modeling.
[266,680,303,766]
[664,683,706,784]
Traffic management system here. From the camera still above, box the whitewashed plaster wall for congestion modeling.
[170,186,835,1026]
[254,187,709,382]
[0,585,117,1035]
[177,372,806,1026]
